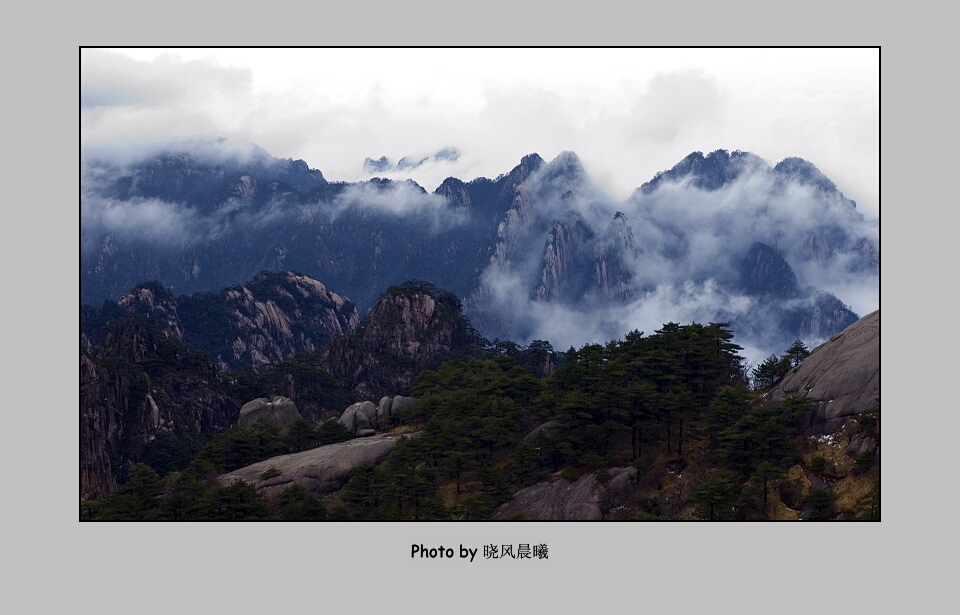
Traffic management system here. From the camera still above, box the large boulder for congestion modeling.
[523,420,560,442]
[763,309,879,434]
[238,396,302,430]
[491,467,636,520]
[390,395,417,416]
[377,396,393,425]
[338,401,379,436]
[218,432,420,498]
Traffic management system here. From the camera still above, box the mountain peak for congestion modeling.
[520,153,545,170]
[774,157,840,194]
[640,149,767,194]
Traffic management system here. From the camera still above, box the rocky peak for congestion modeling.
[198,271,360,369]
[493,154,543,202]
[740,242,799,298]
[96,318,164,364]
[536,219,594,302]
[117,282,183,340]
[434,177,471,209]
[773,157,841,196]
[640,149,768,194]
[543,150,586,181]
[593,212,639,301]
[518,153,545,175]
[796,291,860,344]
[320,281,484,396]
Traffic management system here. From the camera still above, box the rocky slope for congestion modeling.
[80,317,240,492]
[491,467,637,520]
[80,353,115,500]
[218,432,419,499]
[763,309,879,433]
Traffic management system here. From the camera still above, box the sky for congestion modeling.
[80,48,879,219]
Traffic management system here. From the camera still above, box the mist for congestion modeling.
[467,151,878,367]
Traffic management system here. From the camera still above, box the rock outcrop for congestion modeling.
[179,271,360,370]
[218,432,420,499]
[338,396,417,436]
[79,317,241,497]
[338,401,378,436]
[764,309,879,433]
[320,281,484,396]
[238,396,302,430]
[593,212,638,301]
[80,353,115,501]
[535,219,594,302]
[491,467,636,520]
[83,272,360,371]
[117,282,184,339]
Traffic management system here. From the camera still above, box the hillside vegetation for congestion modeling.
[83,286,879,520]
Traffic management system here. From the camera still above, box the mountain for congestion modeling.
[83,272,359,371]
[82,277,879,519]
[319,280,487,398]
[81,140,878,363]
[80,313,240,497]
[80,274,492,499]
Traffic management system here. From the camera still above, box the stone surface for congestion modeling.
[211,272,360,370]
[238,396,302,430]
[763,309,879,434]
[80,353,115,501]
[491,467,636,520]
[338,401,378,436]
[523,420,560,442]
[390,396,417,416]
[118,284,184,339]
[218,432,420,499]
[377,396,393,424]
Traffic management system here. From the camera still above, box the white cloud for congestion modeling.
[82,48,879,218]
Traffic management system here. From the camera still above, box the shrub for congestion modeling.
[259,467,281,481]
[810,454,827,473]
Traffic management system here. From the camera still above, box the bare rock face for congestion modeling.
[491,467,636,520]
[238,396,302,430]
[535,220,593,302]
[218,432,420,499]
[118,283,184,339]
[320,282,483,396]
[764,309,879,433]
[80,353,115,500]
[208,272,360,369]
[80,318,240,498]
[593,212,638,301]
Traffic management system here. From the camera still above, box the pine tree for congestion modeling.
[785,339,811,367]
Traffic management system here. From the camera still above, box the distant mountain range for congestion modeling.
[81,139,878,364]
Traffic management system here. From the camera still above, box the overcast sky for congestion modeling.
[81,48,879,219]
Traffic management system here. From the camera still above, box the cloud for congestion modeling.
[81,49,878,220]
[328,180,470,233]
[630,70,725,143]
[80,86,141,109]
[467,152,878,367]
[81,195,201,249]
